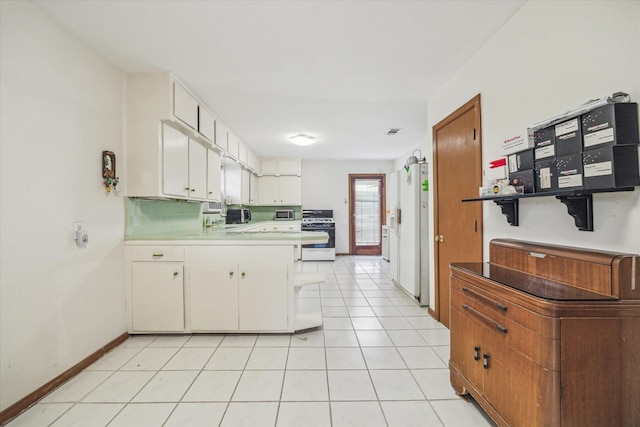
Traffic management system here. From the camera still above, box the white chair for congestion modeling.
[293,272,325,331]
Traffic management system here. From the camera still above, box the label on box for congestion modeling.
[558,132,577,141]
[555,118,579,137]
[584,161,613,177]
[535,145,555,159]
[584,128,614,148]
[508,155,518,173]
[502,130,535,155]
[539,167,552,189]
[558,174,582,188]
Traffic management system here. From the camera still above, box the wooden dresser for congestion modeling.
[449,239,640,427]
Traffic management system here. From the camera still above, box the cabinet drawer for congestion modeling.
[452,277,559,370]
[131,246,185,262]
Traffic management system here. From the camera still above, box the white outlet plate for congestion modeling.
[73,221,84,238]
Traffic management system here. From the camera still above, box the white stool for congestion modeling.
[294,272,325,331]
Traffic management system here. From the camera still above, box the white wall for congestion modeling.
[302,160,394,254]
[425,1,640,304]
[0,1,126,411]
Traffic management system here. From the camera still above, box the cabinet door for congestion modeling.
[173,82,198,130]
[198,106,215,142]
[207,149,222,201]
[188,139,207,200]
[215,120,228,151]
[162,124,189,198]
[190,264,239,331]
[131,263,184,332]
[458,308,485,390]
[278,159,301,176]
[261,159,278,175]
[227,132,240,159]
[238,140,248,165]
[238,264,288,331]
[241,169,251,204]
[258,176,280,205]
[249,173,258,205]
[279,176,301,205]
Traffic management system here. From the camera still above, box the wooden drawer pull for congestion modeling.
[462,287,508,312]
[462,304,508,334]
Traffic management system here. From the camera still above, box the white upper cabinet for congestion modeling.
[257,175,301,206]
[173,81,199,130]
[260,158,301,176]
[161,124,206,200]
[188,139,207,200]
[206,149,222,202]
[238,140,248,165]
[162,124,190,197]
[247,148,259,173]
[227,132,240,160]
[198,106,215,142]
[215,119,228,152]
[125,72,258,200]
[249,173,258,205]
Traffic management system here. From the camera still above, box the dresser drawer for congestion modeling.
[452,275,559,370]
[130,246,185,262]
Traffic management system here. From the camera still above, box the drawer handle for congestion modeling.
[483,354,490,369]
[241,272,246,278]
[462,287,507,312]
[173,272,179,277]
[474,346,480,361]
[462,304,508,334]
[152,253,164,257]
[229,272,234,277]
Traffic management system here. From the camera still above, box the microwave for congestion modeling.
[226,209,251,224]
[275,209,295,221]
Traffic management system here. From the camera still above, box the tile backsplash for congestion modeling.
[126,198,301,235]
[125,198,208,235]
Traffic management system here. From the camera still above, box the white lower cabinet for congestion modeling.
[189,261,288,332]
[190,264,239,331]
[238,263,288,331]
[131,263,185,332]
[126,243,294,334]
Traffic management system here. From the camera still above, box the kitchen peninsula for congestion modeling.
[125,222,328,335]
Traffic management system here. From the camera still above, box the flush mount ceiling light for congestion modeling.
[289,134,317,146]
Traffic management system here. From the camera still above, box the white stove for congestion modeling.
[301,210,335,261]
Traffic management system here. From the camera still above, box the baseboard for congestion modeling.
[0,332,129,425]
[428,307,438,320]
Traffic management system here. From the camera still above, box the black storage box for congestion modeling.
[583,145,640,190]
[534,158,558,192]
[509,169,535,193]
[534,127,556,160]
[556,154,583,190]
[508,149,534,173]
[582,103,639,149]
[555,117,583,157]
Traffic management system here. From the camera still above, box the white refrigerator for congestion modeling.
[391,162,429,306]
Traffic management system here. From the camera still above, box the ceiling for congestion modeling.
[33,0,525,160]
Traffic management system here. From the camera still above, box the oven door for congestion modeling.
[302,225,336,261]
[302,226,335,249]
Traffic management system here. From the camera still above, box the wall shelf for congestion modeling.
[462,187,635,231]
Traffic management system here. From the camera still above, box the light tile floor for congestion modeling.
[6,256,495,427]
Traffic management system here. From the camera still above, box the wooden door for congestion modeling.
[349,174,386,255]
[432,95,483,327]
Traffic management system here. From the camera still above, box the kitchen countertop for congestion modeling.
[125,221,328,245]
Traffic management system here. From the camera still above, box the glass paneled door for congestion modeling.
[349,174,386,255]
